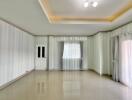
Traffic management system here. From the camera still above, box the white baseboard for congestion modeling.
[0,69,34,90]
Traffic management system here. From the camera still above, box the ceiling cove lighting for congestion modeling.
[83,0,98,8]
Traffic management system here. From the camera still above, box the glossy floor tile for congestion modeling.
[0,71,132,100]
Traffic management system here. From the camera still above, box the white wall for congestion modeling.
[87,33,111,75]
[87,37,94,69]
[35,37,48,70]
[0,20,35,86]
[93,33,103,74]
[102,33,111,75]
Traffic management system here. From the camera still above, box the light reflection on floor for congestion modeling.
[0,71,132,100]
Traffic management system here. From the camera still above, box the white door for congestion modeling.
[35,45,47,70]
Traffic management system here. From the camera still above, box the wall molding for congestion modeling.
[0,17,35,36]
[0,16,132,37]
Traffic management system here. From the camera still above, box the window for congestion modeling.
[63,42,81,59]
[37,46,45,58]
[38,46,41,58]
[42,46,45,58]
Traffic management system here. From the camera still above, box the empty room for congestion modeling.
[0,0,132,100]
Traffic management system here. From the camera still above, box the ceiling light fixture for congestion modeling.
[83,0,98,8]
[92,1,98,7]
[84,2,89,8]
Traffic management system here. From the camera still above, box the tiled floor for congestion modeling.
[0,71,132,100]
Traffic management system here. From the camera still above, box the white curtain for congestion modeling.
[111,36,119,81]
[49,36,88,70]
[119,34,132,87]
[62,42,81,70]
[110,33,132,87]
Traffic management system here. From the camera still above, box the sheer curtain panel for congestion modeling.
[62,42,81,70]
[120,34,132,87]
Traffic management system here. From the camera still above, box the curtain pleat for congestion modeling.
[112,36,119,81]
[62,59,81,70]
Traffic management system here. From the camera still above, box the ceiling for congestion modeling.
[0,0,132,35]
[40,0,132,23]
